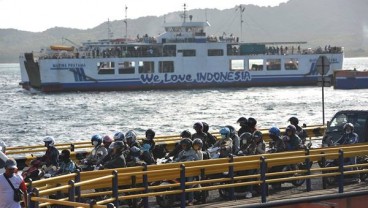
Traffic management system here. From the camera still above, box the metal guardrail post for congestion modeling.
[56,183,62,200]
[75,170,81,202]
[106,203,115,208]
[29,187,39,208]
[260,156,268,203]
[70,143,75,152]
[180,164,186,208]
[228,155,235,200]
[68,180,75,202]
[305,148,312,192]
[338,149,344,193]
[142,163,149,208]
[131,175,137,208]
[89,199,96,208]
[200,168,207,204]
[321,152,327,189]
[112,170,119,207]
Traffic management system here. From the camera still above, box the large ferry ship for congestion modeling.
[19,7,344,92]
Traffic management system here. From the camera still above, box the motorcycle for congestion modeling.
[155,157,205,208]
[270,163,306,190]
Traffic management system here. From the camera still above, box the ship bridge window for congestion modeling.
[159,61,174,73]
[182,49,196,57]
[266,59,281,71]
[208,49,224,56]
[230,59,244,71]
[118,61,135,74]
[285,58,299,70]
[139,61,154,74]
[97,62,115,74]
[249,59,263,71]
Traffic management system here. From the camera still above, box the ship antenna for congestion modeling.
[124,5,128,41]
[182,3,187,23]
[107,18,113,40]
[236,5,245,42]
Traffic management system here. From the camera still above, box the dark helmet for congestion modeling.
[247,117,257,128]
[145,129,156,139]
[192,138,203,149]
[110,141,125,151]
[114,132,125,142]
[253,131,263,140]
[61,149,71,159]
[225,125,237,137]
[343,123,354,131]
[288,117,299,125]
[202,122,209,133]
[269,127,281,137]
[180,138,193,151]
[91,134,103,146]
[286,125,297,135]
[237,117,248,126]
[180,130,192,138]
[193,122,203,131]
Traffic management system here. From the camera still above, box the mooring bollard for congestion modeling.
[75,170,81,202]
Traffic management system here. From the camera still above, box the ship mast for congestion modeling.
[107,18,113,40]
[124,5,128,41]
[182,3,188,23]
[237,5,245,42]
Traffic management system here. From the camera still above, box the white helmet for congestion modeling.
[0,140,6,153]
[43,136,55,147]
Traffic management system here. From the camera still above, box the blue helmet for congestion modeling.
[91,134,103,145]
[269,127,280,137]
[114,131,125,142]
[220,127,230,138]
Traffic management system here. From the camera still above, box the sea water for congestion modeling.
[0,58,368,147]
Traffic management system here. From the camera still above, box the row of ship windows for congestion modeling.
[96,58,299,75]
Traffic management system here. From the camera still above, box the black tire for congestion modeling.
[218,188,230,200]
[290,164,306,187]
[156,195,175,208]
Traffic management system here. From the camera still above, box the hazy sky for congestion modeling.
[0,0,289,32]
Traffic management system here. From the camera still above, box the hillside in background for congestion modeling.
[1,0,367,63]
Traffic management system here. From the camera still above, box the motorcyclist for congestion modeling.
[252,131,266,155]
[126,146,145,167]
[213,127,233,158]
[139,129,156,165]
[247,117,258,134]
[238,132,253,156]
[192,138,204,160]
[56,149,76,175]
[103,135,113,149]
[192,122,211,150]
[225,125,240,155]
[175,138,199,206]
[202,122,217,147]
[336,123,359,145]
[283,125,303,151]
[237,117,250,136]
[102,141,127,169]
[288,117,308,144]
[166,130,191,160]
[83,135,108,166]
[40,136,59,167]
[268,127,286,153]
[97,132,126,166]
